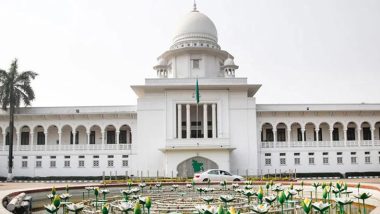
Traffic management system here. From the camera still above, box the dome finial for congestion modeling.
[193,0,198,12]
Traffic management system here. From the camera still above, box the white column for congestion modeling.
[177,104,182,139]
[371,128,375,146]
[315,129,319,143]
[116,131,120,144]
[203,104,208,139]
[44,131,48,151]
[287,129,291,143]
[30,132,34,151]
[186,104,190,139]
[102,131,105,149]
[87,132,90,144]
[273,130,277,142]
[16,131,20,151]
[301,128,305,142]
[58,132,62,150]
[72,131,76,145]
[343,129,347,146]
[2,132,5,151]
[329,129,334,146]
[357,128,361,146]
[212,103,216,138]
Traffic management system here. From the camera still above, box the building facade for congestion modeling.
[0,6,379,178]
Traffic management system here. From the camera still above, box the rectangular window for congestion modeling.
[333,128,339,141]
[294,158,300,165]
[50,156,56,159]
[122,155,129,158]
[64,156,70,159]
[122,160,129,167]
[347,128,355,141]
[351,152,356,155]
[363,127,371,140]
[107,160,114,167]
[93,160,99,167]
[297,128,302,141]
[294,153,300,156]
[78,160,85,168]
[93,155,99,158]
[37,132,45,145]
[192,59,200,69]
[337,152,342,155]
[22,156,28,159]
[280,158,286,165]
[365,151,370,155]
[50,161,56,168]
[265,129,274,142]
[21,161,28,168]
[351,157,357,164]
[337,157,343,164]
[107,155,114,158]
[36,156,42,159]
[79,155,85,159]
[264,153,271,156]
[119,130,127,144]
[36,161,42,168]
[365,156,371,164]
[90,131,96,144]
[280,153,286,156]
[323,152,328,155]
[21,132,30,145]
[308,152,314,156]
[107,131,116,144]
[309,157,315,165]
[265,158,271,166]
[64,160,70,168]
[323,157,329,164]
[277,128,286,142]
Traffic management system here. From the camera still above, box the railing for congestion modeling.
[166,138,230,149]
[0,143,133,152]
[261,140,380,149]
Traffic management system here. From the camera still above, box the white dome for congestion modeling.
[173,11,218,45]
[224,58,235,66]
[157,58,167,66]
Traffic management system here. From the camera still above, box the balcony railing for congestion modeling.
[165,138,231,150]
[1,143,133,152]
[261,140,380,149]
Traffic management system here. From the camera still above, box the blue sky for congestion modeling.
[0,0,379,106]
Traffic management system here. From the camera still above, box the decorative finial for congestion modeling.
[193,0,198,11]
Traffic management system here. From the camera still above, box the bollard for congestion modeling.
[245,169,248,179]
[279,169,282,179]
[295,169,297,179]
[102,171,105,184]
[275,169,277,179]
[156,170,159,180]
[267,169,270,179]
[126,170,128,180]
[115,171,118,180]
[171,170,174,179]
[109,171,112,181]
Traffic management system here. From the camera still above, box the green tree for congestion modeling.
[0,59,38,181]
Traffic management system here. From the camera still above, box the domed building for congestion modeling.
[0,5,379,179]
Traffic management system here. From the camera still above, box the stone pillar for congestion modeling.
[273,130,277,142]
[2,132,6,151]
[357,128,361,146]
[329,129,334,145]
[371,128,375,146]
[203,104,208,139]
[44,131,48,151]
[212,103,216,138]
[58,132,62,150]
[87,132,90,144]
[343,129,347,146]
[315,129,319,142]
[287,129,291,143]
[301,128,305,142]
[102,131,105,149]
[177,104,182,139]
[16,131,20,151]
[72,131,76,145]
[116,131,120,144]
[30,132,34,151]
[186,104,190,139]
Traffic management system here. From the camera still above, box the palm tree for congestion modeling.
[0,59,38,181]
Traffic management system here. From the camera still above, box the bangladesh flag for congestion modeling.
[195,78,200,104]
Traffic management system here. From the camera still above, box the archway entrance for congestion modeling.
[177,156,218,178]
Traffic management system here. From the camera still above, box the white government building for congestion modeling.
[0,6,379,179]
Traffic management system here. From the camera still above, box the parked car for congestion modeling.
[193,169,244,182]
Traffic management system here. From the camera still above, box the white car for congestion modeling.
[193,169,245,182]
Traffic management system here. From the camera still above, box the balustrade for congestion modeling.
[260,140,379,148]
[0,143,133,152]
